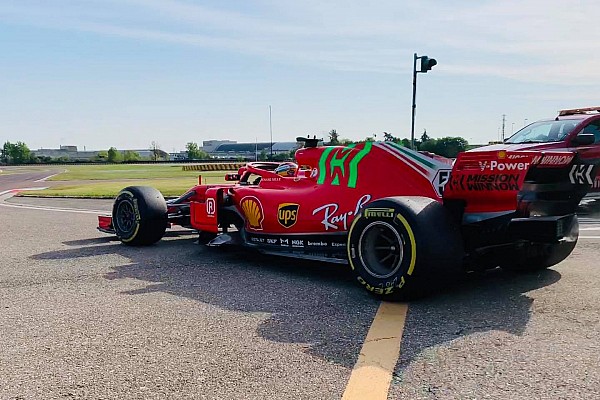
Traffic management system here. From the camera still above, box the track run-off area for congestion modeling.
[1,169,600,399]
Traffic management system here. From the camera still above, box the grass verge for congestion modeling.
[48,164,228,181]
[19,176,230,198]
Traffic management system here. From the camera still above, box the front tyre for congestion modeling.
[112,186,168,246]
[347,197,463,300]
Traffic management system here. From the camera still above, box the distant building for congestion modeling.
[33,146,99,161]
[205,141,300,159]
[126,149,169,160]
[169,151,189,161]
[201,140,237,153]
[32,146,169,161]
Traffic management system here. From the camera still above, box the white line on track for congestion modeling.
[34,171,64,182]
[0,201,105,215]
[580,236,600,239]
[0,188,47,196]
[0,189,106,215]
[580,227,600,231]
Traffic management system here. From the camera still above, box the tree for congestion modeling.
[0,142,8,164]
[95,150,108,161]
[123,150,141,162]
[383,132,399,142]
[420,129,430,143]
[107,147,122,163]
[419,138,438,153]
[259,149,268,161]
[2,141,32,164]
[185,142,210,160]
[419,136,469,158]
[186,142,201,159]
[435,137,469,158]
[150,141,162,161]
[328,129,340,145]
[400,138,411,148]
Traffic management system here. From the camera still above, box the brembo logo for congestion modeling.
[479,160,529,172]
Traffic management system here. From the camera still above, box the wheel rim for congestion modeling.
[358,221,404,279]
[115,200,137,235]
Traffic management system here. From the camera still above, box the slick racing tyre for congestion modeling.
[502,216,579,272]
[112,186,168,246]
[347,196,463,301]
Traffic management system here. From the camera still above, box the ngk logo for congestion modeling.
[479,160,529,172]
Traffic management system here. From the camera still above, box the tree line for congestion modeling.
[2,132,471,166]
[0,141,215,165]
[325,129,469,158]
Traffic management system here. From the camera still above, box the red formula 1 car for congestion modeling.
[98,137,599,299]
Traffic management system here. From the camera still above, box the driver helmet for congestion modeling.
[274,162,298,177]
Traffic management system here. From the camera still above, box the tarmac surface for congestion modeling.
[1,169,600,399]
[0,167,62,193]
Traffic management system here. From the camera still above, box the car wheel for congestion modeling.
[347,196,463,300]
[112,186,168,246]
[502,216,578,272]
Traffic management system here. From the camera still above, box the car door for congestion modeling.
[569,118,600,191]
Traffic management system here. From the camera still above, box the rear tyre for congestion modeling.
[347,197,463,301]
[502,216,579,272]
[112,186,168,246]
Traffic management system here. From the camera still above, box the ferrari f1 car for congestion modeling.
[98,137,599,299]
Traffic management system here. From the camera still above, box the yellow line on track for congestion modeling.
[342,302,408,400]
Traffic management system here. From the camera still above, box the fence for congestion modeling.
[182,163,245,171]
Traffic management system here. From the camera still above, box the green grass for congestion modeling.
[20,176,231,198]
[0,166,51,175]
[48,164,227,181]
[15,164,237,198]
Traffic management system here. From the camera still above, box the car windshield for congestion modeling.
[505,119,583,144]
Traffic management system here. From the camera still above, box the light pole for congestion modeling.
[411,53,437,150]
[269,105,273,159]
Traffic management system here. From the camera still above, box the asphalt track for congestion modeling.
[1,170,600,399]
[0,167,61,193]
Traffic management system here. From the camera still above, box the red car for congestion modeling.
[473,107,600,194]
[98,137,598,299]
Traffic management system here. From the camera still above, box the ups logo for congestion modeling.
[278,203,299,228]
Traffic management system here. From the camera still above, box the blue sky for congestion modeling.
[1,0,599,152]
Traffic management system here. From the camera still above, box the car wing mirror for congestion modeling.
[572,133,595,146]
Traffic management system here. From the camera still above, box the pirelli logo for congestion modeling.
[364,208,395,219]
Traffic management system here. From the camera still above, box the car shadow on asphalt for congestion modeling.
[398,267,561,370]
[31,235,562,370]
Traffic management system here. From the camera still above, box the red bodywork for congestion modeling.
[472,112,600,193]
[99,140,597,263]
[190,142,449,236]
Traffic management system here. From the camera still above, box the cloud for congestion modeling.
[1,0,599,84]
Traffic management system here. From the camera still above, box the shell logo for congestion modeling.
[240,196,264,230]
[497,150,507,159]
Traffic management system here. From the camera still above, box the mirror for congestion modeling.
[572,133,595,146]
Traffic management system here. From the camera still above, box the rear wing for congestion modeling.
[443,150,598,214]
